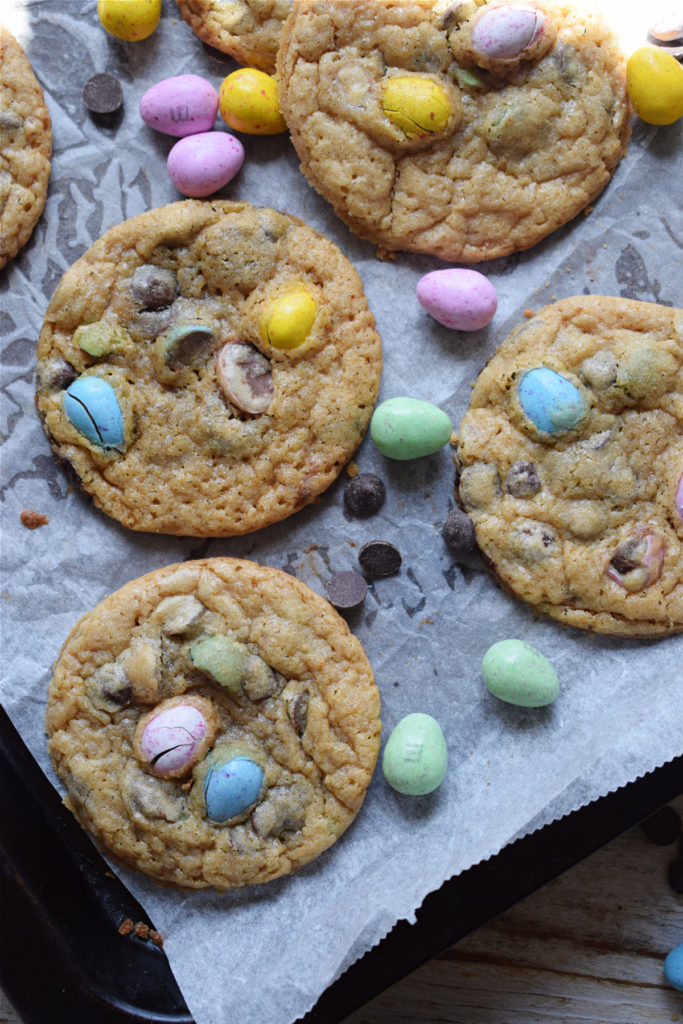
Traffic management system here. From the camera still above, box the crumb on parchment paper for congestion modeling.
[118,918,163,946]
[20,509,49,529]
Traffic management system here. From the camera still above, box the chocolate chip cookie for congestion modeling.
[276,0,630,262]
[35,199,382,537]
[45,557,382,890]
[0,25,52,269]
[455,296,683,637]
[175,0,291,72]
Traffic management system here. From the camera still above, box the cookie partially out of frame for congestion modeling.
[456,296,683,637]
[35,200,382,537]
[46,557,382,890]
[277,0,630,262]
[0,25,52,269]
[175,0,292,72]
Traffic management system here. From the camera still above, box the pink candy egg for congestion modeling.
[471,5,545,59]
[416,268,497,331]
[140,74,219,137]
[167,131,244,197]
[139,703,209,775]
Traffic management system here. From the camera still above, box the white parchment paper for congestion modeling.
[1,2,682,1022]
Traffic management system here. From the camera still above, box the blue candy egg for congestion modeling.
[204,755,264,822]
[665,942,683,991]
[518,367,586,434]
[64,376,125,451]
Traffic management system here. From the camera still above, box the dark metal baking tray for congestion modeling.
[2,702,681,1024]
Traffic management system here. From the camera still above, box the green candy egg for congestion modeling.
[382,712,448,795]
[370,397,452,460]
[482,639,559,708]
[190,635,247,693]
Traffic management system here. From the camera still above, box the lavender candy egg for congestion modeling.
[138,702,210,776]
[167,131,244,198]
[417,268,497,331]
[140,74,220,137]
[471,4,545,60]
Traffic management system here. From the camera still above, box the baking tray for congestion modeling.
[2,703,681,1024]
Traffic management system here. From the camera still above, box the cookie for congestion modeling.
[455,296,683,637]
[35,199,382,537]
[45,557,382,890]
[0,26,52,270]
[276,0,630,262]
[175,0,291,73]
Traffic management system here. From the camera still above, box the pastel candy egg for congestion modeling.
[382,76,452,138]
[649,7,683,41]
[471,4,545,59]
[167,131,244,198]
[190,635,247,693]
[140,75,219,137]
[218,68,287,135]
[97,0,161,41]
[665,943,683,991]
[482,639,559,707]
[63,376,125,451]
[371,397,452,460]
[382,713,448,796]
[626,46,683,125]
[137,702,211,776]
[518,367,586,434]
[417,268,497,330]
[204,755,264,822]
[260,287,317,350]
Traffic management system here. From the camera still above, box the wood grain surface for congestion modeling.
[3,796,683,1024]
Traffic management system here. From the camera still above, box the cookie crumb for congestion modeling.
[584,205,594,215]
[376,247,396,262]
[20,509,49,529]
[346,461,359,477]
[134,922,150,939]
[523,309,534,318]
[449,431,458,447]
[150,930,163,947]
[118,918,134,936]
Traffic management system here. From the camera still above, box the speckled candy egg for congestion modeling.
[203,753,265,822]
[140,75,219,137]
[134,696,217,778]
[417,268,497,331]
[382,713,448,795]
[167,131,244,198]
[63,375,125,451]
[370,397,453,460]
[98,0,161,41]
[482,639,559,708]
[518,367,586,434]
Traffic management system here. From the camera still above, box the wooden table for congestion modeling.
[2,796,683,1024]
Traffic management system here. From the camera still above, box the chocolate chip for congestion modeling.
[215,342,273,415]
[131,265,178,311]
[442,508,476,552]
[83,73,123,115]
[290,691,309,736]
[358,540,402,578]
[610,540,642,576]
[505,461,541,498]
[343,473,386,516]
[325,570,367,609]
[38,358,77,392]
[641,806,682,846]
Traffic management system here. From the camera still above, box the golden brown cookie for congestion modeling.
[45,557,382,890]
[175,0,292,72]
[276,0,630,262]
[35,199,382,537]
[0,25,52,270]
[455,296,683,637]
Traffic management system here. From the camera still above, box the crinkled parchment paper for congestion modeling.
[1,2,682,1022]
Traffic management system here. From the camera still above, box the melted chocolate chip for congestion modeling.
[290,691,309,736]
[131,265,178,311]
[505,461,541,498]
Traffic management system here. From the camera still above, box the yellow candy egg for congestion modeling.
[219,69,287,135]
[260,289,317,350]
[98,0,161,41]
[382,76,451,138]
[626,46,683,125]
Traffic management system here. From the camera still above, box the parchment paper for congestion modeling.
[1,2,682,1023]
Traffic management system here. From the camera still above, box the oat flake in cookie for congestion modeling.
[45,558,381,890]
[456,297,683,637]
[277,0,630,262]
[0,26,52,270]
[175,0,292,73]
[35,200,382,537]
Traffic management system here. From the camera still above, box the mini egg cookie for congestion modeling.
[456,296,683,637]
[0,26,52,269]
[276,0,630,262]
[35,199,382,537]
[175,0,292,73]
[45,557,382,890]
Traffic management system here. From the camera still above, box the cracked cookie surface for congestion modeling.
[45,557,382,890]
[175,0,292,72]
[276,0,630,262]
[0,26,52,269]
[456,296,683,637]
[35,199,382,537]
